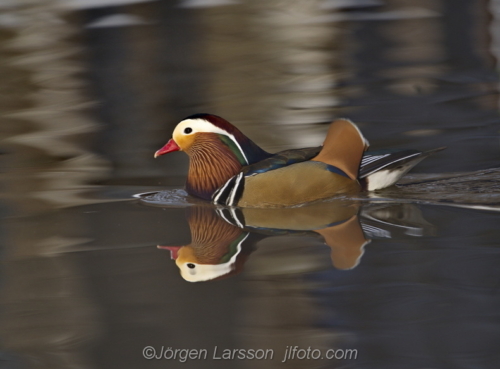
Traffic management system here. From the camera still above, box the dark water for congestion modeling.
[1,1,500,368]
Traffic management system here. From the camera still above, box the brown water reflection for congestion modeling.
[1,1,500,369]
[157,201,441,282]
[159,202,368,282]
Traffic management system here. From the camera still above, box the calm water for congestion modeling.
[1,1,500,368]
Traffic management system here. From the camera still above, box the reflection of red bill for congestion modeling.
[157,245,181,259]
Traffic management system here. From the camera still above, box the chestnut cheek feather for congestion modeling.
[154,139,180,157]
[186,134,243,200]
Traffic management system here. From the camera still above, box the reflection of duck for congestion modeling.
[159,202,436,282]
[158,206,259,282]
[155,114,444,207]
[159,202,371,282]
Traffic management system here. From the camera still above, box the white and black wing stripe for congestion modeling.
[359,147,445,190]
[360,153,390,167]
[359,150,421,179]
[212,172,245,206]
[212,176,234,204]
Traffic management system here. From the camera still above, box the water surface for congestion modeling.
[1,1,499,368]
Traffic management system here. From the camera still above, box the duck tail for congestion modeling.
[359,147,446,191]
[312,119,369,180]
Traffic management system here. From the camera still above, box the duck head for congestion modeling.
[155,114,270,200]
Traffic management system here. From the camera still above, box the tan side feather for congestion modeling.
[312,119,369,180]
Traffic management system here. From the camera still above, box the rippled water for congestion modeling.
[1,1,500,368]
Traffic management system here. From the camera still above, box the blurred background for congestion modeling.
[1,0,500,368]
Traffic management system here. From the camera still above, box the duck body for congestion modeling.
[215,161,360,207]
[155,114,444,208]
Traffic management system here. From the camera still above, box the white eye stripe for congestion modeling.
[175,119,249,165]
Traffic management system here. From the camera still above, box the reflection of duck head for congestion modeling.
[159,206,259,282]
[159,201,371,282]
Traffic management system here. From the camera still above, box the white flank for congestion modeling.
[362,152,420,178]
[366,169,407,191]
[366,158,425,191]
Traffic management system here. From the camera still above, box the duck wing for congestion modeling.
[359,147,446,190]
[242,146,322,176]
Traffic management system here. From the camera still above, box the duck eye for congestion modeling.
[184,127,193,134]
[187,263,195,269]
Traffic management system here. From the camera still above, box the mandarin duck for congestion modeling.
[155,114,444,208]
